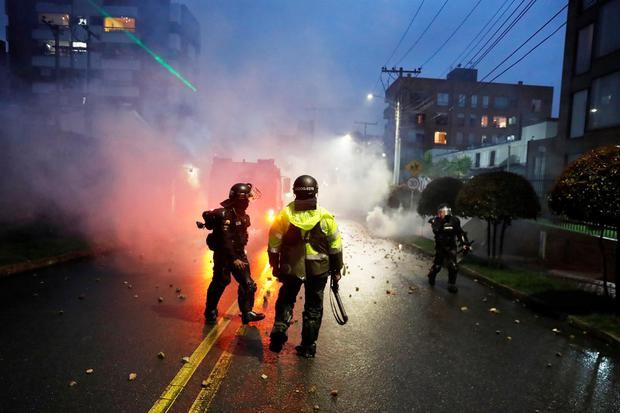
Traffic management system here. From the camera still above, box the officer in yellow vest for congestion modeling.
[267,175,343,358]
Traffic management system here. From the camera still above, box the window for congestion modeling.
[39,13,70,26]
[494,96,509,109]
[481,135,488,145]
[570,90,588,137]
[469,114,477,127]
[104,16,136,32]
[456,132,464,145]
[576,24,593,74]
[596,0,620,57]
[471,95,478,108]
[480,115,489,128]
[457,113,465,126]
[434,131,447,145]
[437,93,449,106]
[468,133,475,145]
[589,70,620,129]
[458,94,466,107]
[475,153,481,167]
[531,99,542,112]
[435,113,448,125]
[492,116,507,128]
[482,96,489,108]
[489,151,496,167]
[415,113,425,125]
[508,116,518,126]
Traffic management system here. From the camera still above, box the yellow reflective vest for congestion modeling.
[268,202,342,279]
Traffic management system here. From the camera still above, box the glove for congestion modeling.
[330,270,342,283]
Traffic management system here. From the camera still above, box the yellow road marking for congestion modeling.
[148,302,237,413]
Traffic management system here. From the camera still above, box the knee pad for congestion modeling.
[247,281,257,293]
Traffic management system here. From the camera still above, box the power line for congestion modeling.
[443,0,512,76]
[420,0,483,69]
[395,0,450,66]
[466,0,529,67]
[384,0,426,67]
[470,0,538,68]
[478,4,568,83]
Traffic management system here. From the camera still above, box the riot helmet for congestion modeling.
[437,203,452,218]
[226,183,256,210]
[293,175,318,199]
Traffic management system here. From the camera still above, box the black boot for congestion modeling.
[269,329,288,353]
[204,309,218,324]
[427,272,436,286]
[241,311,265,324]
[447,283,458,293]
[295,343,316,358]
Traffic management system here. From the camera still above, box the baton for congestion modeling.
[329,276,348,325]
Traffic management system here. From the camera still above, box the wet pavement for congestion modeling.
[0,221,619,413]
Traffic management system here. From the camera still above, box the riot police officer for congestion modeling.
[203,183,265,324]
[427,203,471,293]
[267,175,343,358]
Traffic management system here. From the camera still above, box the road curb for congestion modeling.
[405,240,620,349]
[0,247,111,278]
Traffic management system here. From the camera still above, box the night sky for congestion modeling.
[0,0,567,136]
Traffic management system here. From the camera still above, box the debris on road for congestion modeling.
[128,373,137,381]
[552,328,561,335]
[514,319,521,324]
[158,297,164,303]
[201,380,208,388]
[355,287,359,291]
[556,352,563,358]
[78,294,85,300]
[68,380,77,387]
[58,310,64,315]
[175,287,182,293]
[261,374,268,380]
[133,294,139,299]
[178,294,187,300]
[313,405,320,411]
[157,352,165,359]
[488,308,500,314]
[546,363,552,368]
[181,357,190,364]
[330,389,339,397]
[460,306,468,312]
[85,369,94,374]
[309,385,316,394]
[495,330,502,335]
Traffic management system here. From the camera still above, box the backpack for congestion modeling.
[201,209,223,230]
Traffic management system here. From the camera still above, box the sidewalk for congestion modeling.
[401,235,620,348]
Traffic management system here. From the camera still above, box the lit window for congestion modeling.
[482,96,489,108]
[589,71,620,129]
[42,39,71,56]
[481,135,488,145]
[508,116,518,125]
[39,13,70,27]
[576,24,593,74]
[481,115,489,128]
[531,99,542,112]
[471,95,478,108]
[415,113,425,125]
[104,16,136,32]
[437,93,449,106]
[458,94,466,107]
[492,116,507,128]
[434,131,447,145]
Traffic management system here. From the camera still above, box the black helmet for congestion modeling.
[293,175,318,199]
[229,183,253,200]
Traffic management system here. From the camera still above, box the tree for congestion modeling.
[420,152,472,178]
[457,171,540,261]
[549,145,620,308]
[417,177,464,216]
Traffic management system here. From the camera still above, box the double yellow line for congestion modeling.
[149,264,274,413]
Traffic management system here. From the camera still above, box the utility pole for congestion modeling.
[354,121,377,139]
[381,66,422,78]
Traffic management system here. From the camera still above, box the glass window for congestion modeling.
[468,133,475,145]
[475,153,480,167]
[480,115,489,128]
[494,96,509,109]
[576,24,594,74]
[492,116,507,128]
[508,116,518,125]
[596,0,620,57]
[456,132,463,145]
[469,114,477,127]
[415,113,425,125]
[570,90,588,138]
[434,131,447,145]
[531,99,542,112]
[435,113,448,125]
[589,71,620,129]
[457,113,465,126]
[489,151,496,167]
[41,39,72,56]
[481,135,488,145]
[437,93,449,106]
[39,13,70,27]
[104,16,136,32]
[482,96,489,108]
[471,95,478,108]
[458,94,466,107]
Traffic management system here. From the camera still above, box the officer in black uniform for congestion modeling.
[203,183,265,324]
[427,203,471,293]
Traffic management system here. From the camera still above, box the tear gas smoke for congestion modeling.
[366,206,432,239]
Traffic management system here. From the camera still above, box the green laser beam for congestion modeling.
[86,0,197,92]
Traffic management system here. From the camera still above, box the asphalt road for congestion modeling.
[0,221,619,413]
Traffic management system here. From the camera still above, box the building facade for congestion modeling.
[4,0,200,134]
[531,0,620,189]
[383,67,553,182]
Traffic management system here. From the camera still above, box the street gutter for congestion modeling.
[405,240,620,349]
